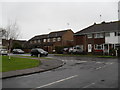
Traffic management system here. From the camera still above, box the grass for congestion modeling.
[1,56,40,72]
[13,55,52,60]
[54,54,117,58]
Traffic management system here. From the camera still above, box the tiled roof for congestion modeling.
[29,29,72,41]
[49,30,69,38]
[75,21,120,35]
[29,34,48,41]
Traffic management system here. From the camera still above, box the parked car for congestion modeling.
[68,46,83,54]
[31,48,48,57]
[12,49,24,54]
[0,49,8,55]
[62,48,69,54]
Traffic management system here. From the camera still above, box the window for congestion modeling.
[105,32,110,37]
[94,44,103,50]
[53,38,56,42]
[87,34,92,38]
[30,41,33,44]
[38,40,41,43]
[34,40,37,43]
[94,33,104,38]
[115,32,120,36]
[43,39,47,42]
[57,37,61,41]
[0,40,2,45]
[115,44,120,49]
[47,38,50,42]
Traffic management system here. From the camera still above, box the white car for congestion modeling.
[68,46,83,54]
[12,49,25,54]
[0,49,8,55]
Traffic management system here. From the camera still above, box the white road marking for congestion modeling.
[78,61,87,63]
[83,82,96,88]
[96,62,102,63]
[95,67,102,70]
[32,75,78,89]
[95,62,114,70]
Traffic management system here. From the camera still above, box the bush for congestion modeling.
[118,47,120,57]
[109,48,116,56]
[12,42,22,49]
[55,46,64,54]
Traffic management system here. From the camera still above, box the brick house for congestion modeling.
[2,39,27,50]
[74,21,120,55]
[27,29,74,52]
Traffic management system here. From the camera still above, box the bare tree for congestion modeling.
[5,21,20,40]
[4,20,20,60]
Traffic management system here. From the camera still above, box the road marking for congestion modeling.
[83,82,96,88]
[96,62,102,63]
[31,75,78,89]
[95,62,114,70]
[95,67,102,70]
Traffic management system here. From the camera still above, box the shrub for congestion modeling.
[55,46,64,54]
[109,48,116,56]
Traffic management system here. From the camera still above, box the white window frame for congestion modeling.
[53,38,56,42]
[94,33,104,38]
[105,32,110,37]
[57,37,61,41]
[115,32,120,36]
[43,39,47,42]
[47,38,50,42]
[33,40,36,43]
[94,44,103,50]
[87,34,92,38]
[38,40,41,43]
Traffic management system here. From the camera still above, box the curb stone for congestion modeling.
[2,59,65,79]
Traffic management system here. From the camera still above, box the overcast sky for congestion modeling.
[1,0,119,40]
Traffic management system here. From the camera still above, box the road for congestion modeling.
[2,54,118,89]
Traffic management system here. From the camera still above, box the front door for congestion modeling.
[88,44,92,52]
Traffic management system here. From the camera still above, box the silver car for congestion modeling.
[0,49,8,55]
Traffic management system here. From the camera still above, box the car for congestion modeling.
[63,48,69,54]
[31,48,48,57]
[68,46,83,54]
[0,49,8,55]
[12,49,24,54]
[68,47,73,54]
[72,46,83,54]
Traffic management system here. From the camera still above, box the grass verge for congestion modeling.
[12,55,52,60]
[1,56,40,72]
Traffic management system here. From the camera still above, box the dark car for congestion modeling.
[31,48,48,57]
[12,49,24,54]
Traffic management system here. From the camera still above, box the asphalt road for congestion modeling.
[2,54,118,89]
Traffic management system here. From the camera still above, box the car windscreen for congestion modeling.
[37,49,45,52]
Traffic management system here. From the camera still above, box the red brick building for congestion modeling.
[74,21,120,55]
[27,29,74,52]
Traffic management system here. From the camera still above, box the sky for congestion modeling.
[0,0,119,40]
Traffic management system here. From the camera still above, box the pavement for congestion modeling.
[2,56,65,79]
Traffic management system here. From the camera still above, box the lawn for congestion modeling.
[13,55,52,60]
[0,56,40,72]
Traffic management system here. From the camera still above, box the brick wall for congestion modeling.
[62,30,74,46]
